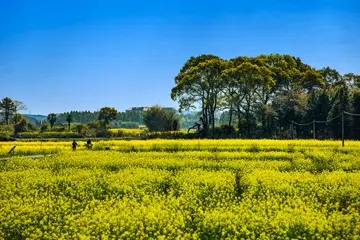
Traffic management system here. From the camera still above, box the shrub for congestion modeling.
[213,125,237,138]
[119,122,140,129]
[40,123,49,132]
[87,121,100,129]
[13,115,28,136]
[73,123,87,134]
[27,122,39,131]
[17,131,83,138]
[143,105,180,132]
[96,130,112,138]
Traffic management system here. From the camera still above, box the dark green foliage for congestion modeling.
[170,54,360,139]
[47,113,57,130]
[0,97,26,125]
[179,112,200,129]
[213,125,237,138]
[351,90,360,139]
[87,120,100,129]
[27,122,39,131]
[119,122,139,129]
[98,107,118,126]
[13,114,28,136]
[95,130,112,138]
[0,97,14,125]
[56,111,99,124]
[74,123,87,134]
[143,105,180,132]
[328,81,352,139]
[117,109,144,123]
[66,113,72,130]
[40,123,49,132]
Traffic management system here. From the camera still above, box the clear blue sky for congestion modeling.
[1,0,359,115]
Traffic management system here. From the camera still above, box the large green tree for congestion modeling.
[143,105,180,132]
[66,113,73,131]
[12,113,28,137]
[327,79,352,139]
[351,89,360,138]
[171,55,227,136]
[222,60,274,137]
[98,107,118,127]
[47,113,57,130]
[170,53,358,139]
[0,97,26,125]
[0,97,15,125]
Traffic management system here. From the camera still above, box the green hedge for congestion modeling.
[17,131,83,139]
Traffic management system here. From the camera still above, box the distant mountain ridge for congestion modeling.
[23,114,47,119]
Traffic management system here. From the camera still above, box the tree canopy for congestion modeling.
[143,105,180,132]
[47,113,57,130]
[172,54,359,139]
[98,107,118,126]
[0,97,26,125]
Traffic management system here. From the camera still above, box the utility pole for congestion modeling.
[313,119,316,139]
[342,112,345,147]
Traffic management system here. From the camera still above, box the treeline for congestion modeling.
[57,109,144,126]
[57,111,99,124]
[171,54,360,139]
[0,98,182,139]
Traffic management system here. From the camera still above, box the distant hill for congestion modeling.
[23,114,47,120]
[23,114,48,125]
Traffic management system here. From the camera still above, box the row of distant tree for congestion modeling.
[171,54,360,139]
[55,108,198,129]
[0,97,181,137]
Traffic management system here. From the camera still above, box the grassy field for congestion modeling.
[1,140,360,239]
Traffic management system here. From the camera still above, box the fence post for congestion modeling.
[8,146,16,155]
[342,112,345,147]
[313,119,316,139]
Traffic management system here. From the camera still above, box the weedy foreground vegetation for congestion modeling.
[1,140,360,239]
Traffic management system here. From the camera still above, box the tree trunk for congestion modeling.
[237,109,241,137]
[5,111,10,125]
[245,97,251,138]
[228,104,233,127]
[261,106,266,137]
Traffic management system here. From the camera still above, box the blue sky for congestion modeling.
[1,0,359,115]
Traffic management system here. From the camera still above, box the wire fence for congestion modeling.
[291,111,359,147]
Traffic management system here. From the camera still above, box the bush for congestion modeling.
[0,124,13,132]
[143,105,180,132]
[87,121,100,129]
[73,123,87,134]
[0,134,15,141]
[109,128,144,138]
[14,115,28,136]
[146,131,197,139]
[17,131,83,138]
[119,122,140,129]
[40,123,49,132]
[96,130,112,138]
[213,125,237,138]
[27,123,39,131]
[53,125,66,132]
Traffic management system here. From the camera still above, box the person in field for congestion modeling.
[86,139,92,149]
[72,140,78,151]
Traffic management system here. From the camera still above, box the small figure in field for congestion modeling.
[86,139,93,150]
[72,140,78,151]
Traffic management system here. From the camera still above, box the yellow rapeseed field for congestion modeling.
[1,139,360,239]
